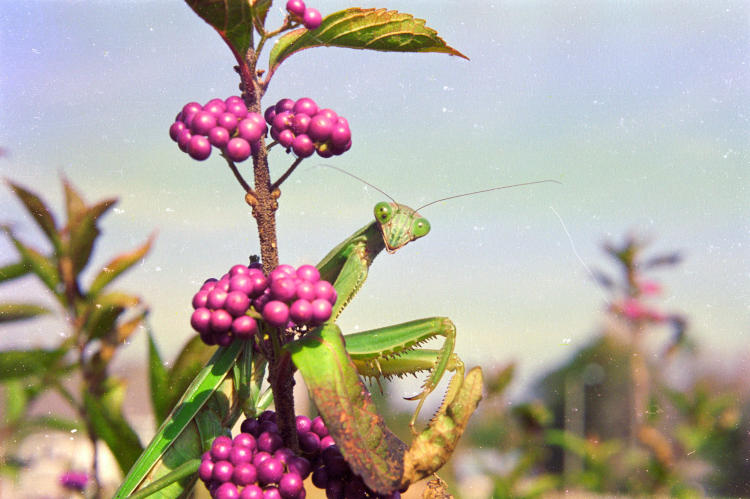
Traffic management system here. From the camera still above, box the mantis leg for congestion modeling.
[344,317,462,433]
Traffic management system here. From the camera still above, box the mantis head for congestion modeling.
[374,201,431,253]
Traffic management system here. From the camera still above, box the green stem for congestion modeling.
[127,459,201,499]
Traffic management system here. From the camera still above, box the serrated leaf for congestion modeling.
[5,180,61,253]
[83,379,144,475]
[0,261,30,283]
[89,232,155,296]
[66,197,117,277]
[0,303,50,323]
[286,323,406,495]
[185,0,254,60]
[4,229,60,294]
[268,8,468,77]
[83,292,140,341]
[0,348,66,380]
[148,329,171,424]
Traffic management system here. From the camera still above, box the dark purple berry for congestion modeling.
[224,291,251,317]
[296,265,320,283]
[279,473,304,499]
[303,8,322,30]
[240,484,264,499]
[275,98,295,114]
[316,142,334,158]
[212,460,234,483]
[198,459,214,482]
[311,417,329,438]
[257,431,283,453]
[225,137,252,162]
[232,462,257,486]
[209,126,231,148]
[257,457,284,485]
[177,129,192,152]
[344,476,367,499]
[325,480,345,499]
[312,466,328,489]
[298,430,320,454]
[330,139,352,156]
[216,331,234,346]
[241,418,261,436]
[238,118,266,143]
[287,456,311,479]
[191,308,212,334]
[232,316,257,338]
[286,0,306,17]
[278,129,295,148]
[210,309,233,334]
[188,135,212,161]
[306,116,333,142]
[262,300,290,328]
[259,421,279,435]
[274,447,295,465]
[295,415,312,434]
[292,134,314,158]
[264,106,277,124]
[169,121,186,141]
[311,299,332,324]
[214,482,240,499]
[207,289,228,309]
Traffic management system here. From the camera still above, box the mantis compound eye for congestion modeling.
[412,217,431,238]
[374,201,393,223]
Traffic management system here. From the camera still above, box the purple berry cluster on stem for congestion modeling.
[286,0,322,30]
[266,98,352,159]
[170,96,267,163]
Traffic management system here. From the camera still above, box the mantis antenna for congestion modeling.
[313,164,397,203]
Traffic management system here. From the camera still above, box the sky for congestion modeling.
[1,1,748,399]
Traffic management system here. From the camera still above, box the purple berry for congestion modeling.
[319,435,335,449]
[270,277,297,302]
[295,415,312,434]
[293,97,318,117]
[278,129,295,148]
[279,473,303,499]
[190,308,212,334]
[311,417,329,438]
[275,265,297,277]
[313,281,336,303]
[286,0,306,17]
[190,111,217,135]
[262,300,290,328]
[225,137,252,162]
[253,451,271,468]
[198,458,214,482]
[181,101,202,122]
[169,121,186,141]
[212,460,234,483]
[295,282,316,301]
[225,95,244,106]
[248,274,268,297]
[229,275,254,295]
[217,112,239,133]
[207,289,228,309]
[234,432,257,450]
[211,309,233,334]
[325,480,345,499]
[209,126,231,148]
[263,488,282,499]
[344,477,367,499]
[238,118,266,143]
[330,138,352,156]
[296,265,320,283]
[232,316,257,339]
[257,457,284,485]
[303,8,322,30]
[290,113,311,135]
[227,101,249,119]
[257,431,283,453]
[316,142,334,158]
[287,456,311,479]
[215,482,240,499]
[241,418,261,436]
[317,109,338,122]
[225,291,251,317]
[298,431,320,454]
[275,98,295,114]
[240,485,264,499]
[212,435,233,459]
[329,123,351,148]
[306,115,333,142]
[292,134,314,158]
[177,129,192,152]
[232,462,258,485]
[272,111,294,133]
[264,106,277,124]
[230,445,253,465]
[311,299,332,324]
[188,135,212,161]
[274,447,295,466]
[260,421,279,435]
[290,299,313,324]
[192,290,209,309]
[204,99,227,117]
[312,466,328,489]
[216,331,234,346]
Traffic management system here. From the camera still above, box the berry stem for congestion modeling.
[223,156,253,194]
[271,157,304,191]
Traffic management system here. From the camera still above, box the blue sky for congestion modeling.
[1,1,748,396]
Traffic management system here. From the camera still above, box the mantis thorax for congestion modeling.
[373,201,431,253]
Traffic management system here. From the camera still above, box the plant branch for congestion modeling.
[223,156,253,194]
[271,157,303,191]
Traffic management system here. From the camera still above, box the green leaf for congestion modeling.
[3,380,28,425]
[0,348,66,380]
[3,229,61,294]
[166,335,217,420]
[5,180,61,253]
[185,0,254,59]
[114,341,242,498]
[286,323,406,495]
[62,177,87,229]
[0,261,30,283]
[268,8,468,77]
[0,303,50,323]
[89,233,155,296]
[68,197,117,276]
[83,379,144,475]
[148,328,171,424]
[83,292,140,341]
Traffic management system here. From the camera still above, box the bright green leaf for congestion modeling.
[3,380,28,425]
[286,324,406,495]
[5,180,62,253]
[83,379,143,475]
[0,349,66,380]
[0,261,30,283]
[148,329,171,424]
[89,233,155,296]
[0,303,50,323]
[268,8,468,78]
[165,335,216,420]
[185,0,254,60]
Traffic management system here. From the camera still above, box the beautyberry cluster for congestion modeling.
[286,0,322,30]
[199,411,311,499]
[190,263,337,346]
[169,96,267,163]
[265,98,352,159]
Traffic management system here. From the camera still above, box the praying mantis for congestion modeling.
[116,178,553,497]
